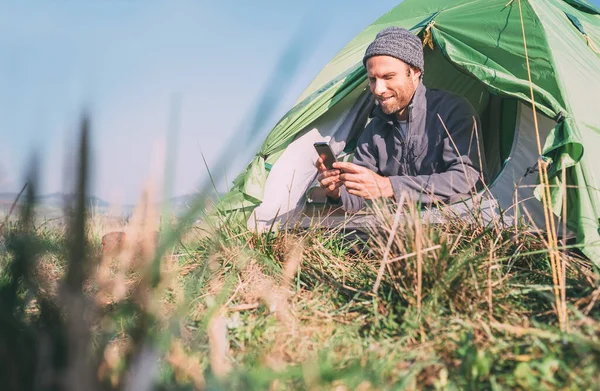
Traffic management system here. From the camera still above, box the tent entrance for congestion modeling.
[421,45,563,231]
[248,46,560,232]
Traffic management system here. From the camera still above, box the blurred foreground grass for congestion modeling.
[1,125,600,391]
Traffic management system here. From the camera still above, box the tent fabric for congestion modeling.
[488,102,561,231]
[246,86,371,230]
[218,0,600,262]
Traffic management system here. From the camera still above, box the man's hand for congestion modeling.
[316,157,342,199]
[334,162,394,200]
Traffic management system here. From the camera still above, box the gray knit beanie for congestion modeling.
[363,27,424,72]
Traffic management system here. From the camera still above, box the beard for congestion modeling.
[375,78,418,116]
[379,96,403,115]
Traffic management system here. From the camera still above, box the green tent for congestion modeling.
[218,0,600,262]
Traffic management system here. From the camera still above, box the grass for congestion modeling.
[1,122,599,390]
[2,148,600,390]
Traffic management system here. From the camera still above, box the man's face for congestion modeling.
[366,56,421,117]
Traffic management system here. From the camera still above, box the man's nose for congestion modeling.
[373,79,386,95]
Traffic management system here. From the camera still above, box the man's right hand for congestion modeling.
[316,157,342,200]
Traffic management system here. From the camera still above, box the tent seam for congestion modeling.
[524,0,570,118]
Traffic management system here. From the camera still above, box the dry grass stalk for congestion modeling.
[471,117,499,320]
[487,236,498,320]
[0,182,27,235]
[384,245,441,265]
[259,238,304,325]
[167,338,206,389]
[561,158,569,331]
[97,337,131,387]
[415,203,423,318]
[540,162,565,329]
[490,321,561,340]
[259,236,309,371]
[228,302,260,312]
[155,251,185,320]
[373,194,405,294]
[517,0,567,331]
[208,313,231,378]
[96,188,159,306]
[282,237,304,289]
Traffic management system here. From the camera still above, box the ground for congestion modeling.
[1,193,599,390]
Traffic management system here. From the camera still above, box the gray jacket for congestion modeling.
[340,82,485,213]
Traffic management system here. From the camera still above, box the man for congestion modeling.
[317,27,485,213]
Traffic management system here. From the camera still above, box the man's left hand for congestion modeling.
[333,162,394,200]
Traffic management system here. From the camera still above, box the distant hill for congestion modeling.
[168,192,222,209]
[0,192,220,214]
[0,192,110,209]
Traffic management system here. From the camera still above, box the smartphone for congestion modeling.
[314,142,337,170]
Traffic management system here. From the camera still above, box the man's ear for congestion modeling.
[411,66,422,81]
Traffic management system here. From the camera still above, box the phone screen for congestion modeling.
[314,142,337,170]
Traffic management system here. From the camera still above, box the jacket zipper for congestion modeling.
[402,106,411,175]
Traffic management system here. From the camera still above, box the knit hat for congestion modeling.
[363,27,424,72]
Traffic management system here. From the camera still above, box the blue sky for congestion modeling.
[1,0,599,203]
[0,0,401,203]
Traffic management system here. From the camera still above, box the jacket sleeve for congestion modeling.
[389,98,485,204]
[340,121,379,213]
